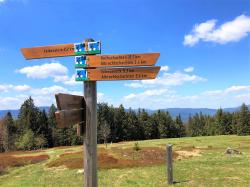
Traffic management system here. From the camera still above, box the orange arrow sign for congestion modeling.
[76,66,160,81]
[75,53,160,68]
[21,41,101,59]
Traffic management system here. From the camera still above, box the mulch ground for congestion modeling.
[46,147,179,169]
[0,152,49,174]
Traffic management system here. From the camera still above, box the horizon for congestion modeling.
[0,101,249,111]
[0,0,250,110]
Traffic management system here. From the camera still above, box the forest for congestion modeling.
[0,97,250,152]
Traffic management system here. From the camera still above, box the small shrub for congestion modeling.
[133,142,141,151]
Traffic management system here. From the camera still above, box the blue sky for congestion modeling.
[0,0,249,110]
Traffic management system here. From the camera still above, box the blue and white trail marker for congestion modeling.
[75,69,88,81]
[74,41,101,55]
[75,56,87,68]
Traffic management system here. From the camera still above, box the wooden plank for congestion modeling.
[74,53,160,68]
[75,66,160,81]
[55,109,84,128]
[84,81,98,187]
[77,124,84,136]
[21,44,75,60]
[55,93,85,110]
[21,41,101,59]
[167,144,174,185]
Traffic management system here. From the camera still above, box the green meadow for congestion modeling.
[0,135,250,187]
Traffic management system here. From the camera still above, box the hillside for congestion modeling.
[0,135,250,186]
[1,105,249,121]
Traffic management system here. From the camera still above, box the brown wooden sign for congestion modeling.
[21,41,101,59]
[76,66,160,81]
[55,93,86,128]
[21,44,75,59]
[55,109,85,128]
[86,53,160,67]
[55,93,85,110]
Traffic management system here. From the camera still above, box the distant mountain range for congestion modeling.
[0,105,249,122]
[0,106,50,119]
[144,105,250,121]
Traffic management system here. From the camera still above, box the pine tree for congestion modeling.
[48,104,59,146]
[113,104,126,142]
[175,114,186,137]
[0,118,4,152]
[237,103,250,135]
[37,110,52,147]
[187,113,205,136]
[0,112,16,152]
[17,97,40,133]
[158,111,175,138]
[215,109,232,135]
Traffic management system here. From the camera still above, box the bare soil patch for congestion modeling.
[47,147,180,169]
[0,152,49,174]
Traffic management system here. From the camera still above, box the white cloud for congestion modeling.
[63,75,81,86]
[0,83,85,109]
[17,61,68,82]
[0,0,5,3]
[122,85,250,109]
[0,97,21,110]
[31,85,68,96]
[184,66,194,73]
[13,85,31,91]
[17,62,82,86]
[184,14,250,46]
[97,92,105,102]
[124,71,206,88]
[161,66,169,71]
[202,90,223,96]
[124,89,168,100]
[0,84,31,92]
[0,85,10,92]
[225,85,250,93]
[124,81,143,88]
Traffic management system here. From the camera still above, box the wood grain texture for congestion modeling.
[167,144,174,185]
[86,53,160,67]
[84,81,98,187]
[55,109,85,128]
[21,44,75,59]
[55,93,85,110]
[86,66,160,81]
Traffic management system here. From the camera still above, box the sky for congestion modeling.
[0,0,250,110]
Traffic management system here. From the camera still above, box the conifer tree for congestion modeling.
[237,103,250,135]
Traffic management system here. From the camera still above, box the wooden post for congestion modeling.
[83,38,98,187]
[167,144,173,185]
[84,81,97,187]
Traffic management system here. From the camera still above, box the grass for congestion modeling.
[0,135,250,186]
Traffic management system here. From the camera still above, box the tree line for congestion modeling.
[0,97,249,152]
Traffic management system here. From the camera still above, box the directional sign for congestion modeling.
[55,93,85,128]
[21,41,101,60]
[55,109,85,128]
[75,53,160,68]
[75,66,160,81]
[55,93,85,110]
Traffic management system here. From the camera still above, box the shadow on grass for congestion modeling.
[173,180,190,184]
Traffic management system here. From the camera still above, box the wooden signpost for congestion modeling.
[75,53,160,68]
[21,38,161,187]
[21,41,101,59]
[55,93,85,129]
[75,66,160,81]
